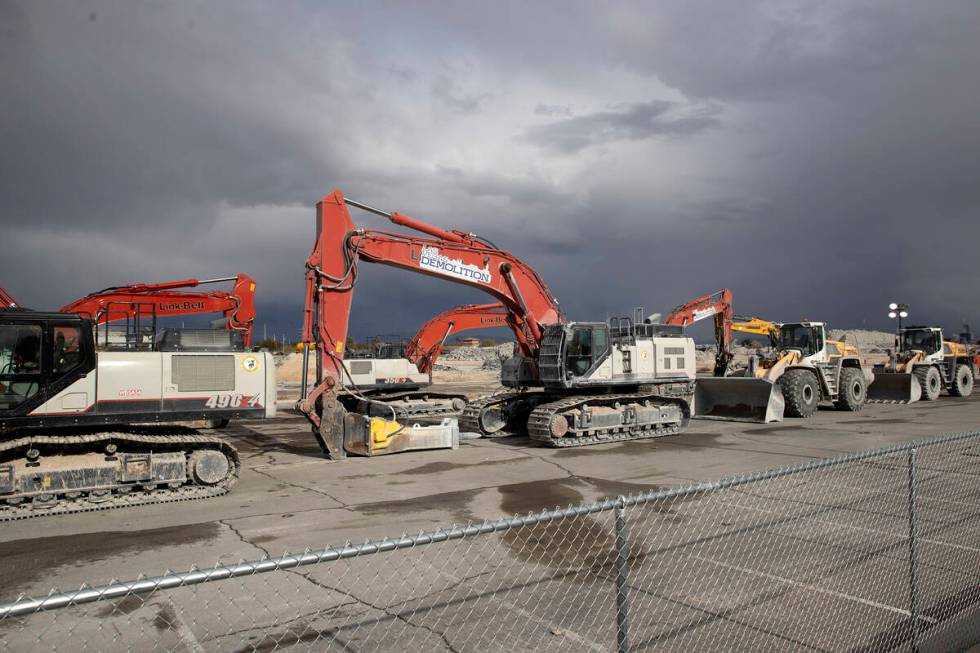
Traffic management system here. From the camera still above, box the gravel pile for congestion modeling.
[444,343,515,363]
[828,329,895,353]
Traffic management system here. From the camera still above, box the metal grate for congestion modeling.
[348,361,373,375]
[171,355,235,392]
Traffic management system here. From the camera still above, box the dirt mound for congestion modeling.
[828,329,895,353]
[277,352,315,383]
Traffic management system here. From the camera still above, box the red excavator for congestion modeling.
[405,303,510,374]
[0,273,272,519]
[328,304,512,420]
[299,190,697,459]
[0,287,20,309]
[661,288,734,377]
[60,274,257,348]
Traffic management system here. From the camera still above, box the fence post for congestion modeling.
[614,496,630,653]
[907,448,920,651]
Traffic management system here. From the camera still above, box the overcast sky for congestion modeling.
[3,1,980,342]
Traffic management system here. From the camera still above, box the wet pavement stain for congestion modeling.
[498,478,586,515]
[229,425,325,458]
[496,477,615,576]
[501,515,615,576]
[746,425,810,435]
[400,458,515,476]
[354,487,483,524]
[0,522,221,598]
[96,593,145,617]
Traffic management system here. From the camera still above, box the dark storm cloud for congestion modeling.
[524,100,721,154]
[3,1,980,340]
[0,2,337,230]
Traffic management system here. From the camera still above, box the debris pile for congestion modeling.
[443,343,515,368]
[828,329,895,353]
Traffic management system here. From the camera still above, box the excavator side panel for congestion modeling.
[693,376,785,423]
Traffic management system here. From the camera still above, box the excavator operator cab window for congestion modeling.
[779,324,823,357]
[566,324,610,377]
[901,330,940,355]
[0,324,42,411]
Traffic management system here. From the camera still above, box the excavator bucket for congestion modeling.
[867,372,922,404]
[693,377,785,423]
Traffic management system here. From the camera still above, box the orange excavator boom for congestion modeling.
[59,274,257,347]
[405,303,511,374]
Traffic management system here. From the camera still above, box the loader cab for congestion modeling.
[899,327,943,359]
[0,311,96,416]
[778,322,825,359]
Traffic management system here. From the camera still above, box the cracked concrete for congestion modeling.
[1,393,978,649]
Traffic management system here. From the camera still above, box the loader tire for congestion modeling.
[949,364,974,397]
[914,365,942,401]
[780,369,820,418]
[834,367,867,411]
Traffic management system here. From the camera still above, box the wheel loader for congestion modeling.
[696,321,873,421]
[867,326,974,403]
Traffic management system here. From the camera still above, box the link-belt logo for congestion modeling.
[159,301,206,312]
[418,247,492,284]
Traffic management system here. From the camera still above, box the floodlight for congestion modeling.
[899,311,908,318]
[888,311,897,319]
[889,302,899,310]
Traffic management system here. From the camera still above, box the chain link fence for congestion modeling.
[2,431,979,652]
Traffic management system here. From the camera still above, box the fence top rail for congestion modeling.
[1,429,977,619]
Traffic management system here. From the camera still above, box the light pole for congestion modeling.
[888,302,910,336]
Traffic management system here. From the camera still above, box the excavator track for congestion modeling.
[342,392,468,421]
[376,392,468,420]
[527,393,690,447]
[458,392,546,437]
[0,430,240,521]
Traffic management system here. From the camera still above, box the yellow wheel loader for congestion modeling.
[696,321,873,422]
[868,327,974,403]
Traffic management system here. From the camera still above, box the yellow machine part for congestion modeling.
[732,317,779,340]
[342,413,458,456]
[369,417,403,450]
[893,351,926,373]
[750,350,801,382]
[830,340,860,358]
[945,341,969,357]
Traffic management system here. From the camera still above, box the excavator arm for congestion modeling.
[59,274,257,347]
[0,286,18,309]
[662,289,734,376]
[405,303,511,374]
[299,190,563,455]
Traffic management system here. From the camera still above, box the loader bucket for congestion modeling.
[867,372,922,404]
[694,377,785,423]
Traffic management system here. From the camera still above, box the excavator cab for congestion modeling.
[566,324,610,377]
[536,322,611,387]
[0,311,95,418]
